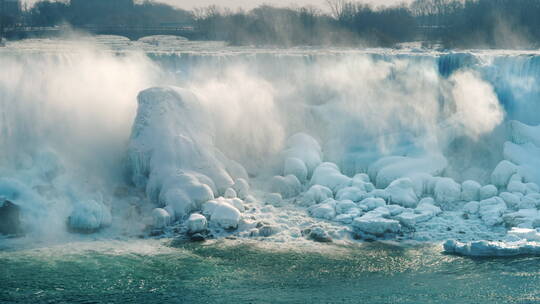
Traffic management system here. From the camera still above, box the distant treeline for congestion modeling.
[3,0,540,48]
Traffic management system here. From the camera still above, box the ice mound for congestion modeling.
[368,154,447,189]
[68,200,112,233]
[127,86,249,223]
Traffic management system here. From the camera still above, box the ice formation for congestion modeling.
[4,37,540,257]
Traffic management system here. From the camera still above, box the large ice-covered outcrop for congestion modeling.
[127,87,249,221]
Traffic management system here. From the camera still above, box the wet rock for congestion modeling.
[0,199,22,236]
[308,227,333,243]
[190,233,206,242]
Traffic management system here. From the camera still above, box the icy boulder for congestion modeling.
[187,213,207,234]
[68,200,112,233]
[232,178,250,200]
[283,133,322,178]
[503,209,540,228]
[461,180,481,202]
[203,199,241,229]
[270,175,302,199]
[444,239,540,257]
[151,208,171,228]
[310,162,351,193]
[336,187,365,202]
[385,178,418,208]
[434,178,461,205]
[283,157,308,184]
[368,154,447,189]
[479,185,498,200]
[352,207,401,236]
[308,199,337,220]
[298,185,333,207]
[478,197,506,226]
[491,160,518,188]
[127,87,248,219]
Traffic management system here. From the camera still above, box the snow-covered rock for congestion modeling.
[284,157,308,183]
[208,201,241,229]
[187,213,207,233]
[360,197,386,211]
[151,208,171,229]
[499,192,521,209]
[463,201,480,214]
[491,160,518,188]
[336,187,365,202]
[335,200,358,215]
[461,180,481,201]
[265,193,283,207]
[385,178,418,208]
[368,155,447,189]
[310,162,351,193]
[434,178,461,205]
[127,87,247,221]
[224,188,237,199]
[299,185,333,206]
[478,197,506,226]
[352,208,401,236]
[232,178,250,200]
[270,175,302,199]
[479,185,498,200]
[308,199,337,220]
[444,239,540,257]
[283,133,322,177]
[68,200,112,233]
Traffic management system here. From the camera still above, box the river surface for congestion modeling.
[1,239,540,303]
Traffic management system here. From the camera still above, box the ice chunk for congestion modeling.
[232,178,250,200]
[444,239,540,257]
[385,178,418,208]
[479,185,498,200]
[127,87,248,222]
[499,192,521,209]
[478,197,506,226]
[284,133,322,177]
[336,200,358,215]
[352,209,401,236]
[224,188,237,199]
[368,155,447,188]
[416,198,442,216]
[299,185,333,207]
[463,201,480,214]
[310,162,351,193]
[187,213,207,234]
[308,199,337,220]
[461,180,481,201]
[508,227,540,241]
[491,160,518,188]
[151,208,171,229]
[503,209,540,228]
[264,193,283,207]
[68,200,112,233]
[336,187,366,202]
[270,175,302,199]
[208,201,241,229]
[519,193,540,209]
[507,180,527,194]
[360,197,386,211]
[395,211,433,228]
[284,157,308,183]
[434,178,461,205]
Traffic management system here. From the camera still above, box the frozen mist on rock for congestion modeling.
[2,36,540,256]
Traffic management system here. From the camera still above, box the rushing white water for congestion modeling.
[2,36,540,254]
